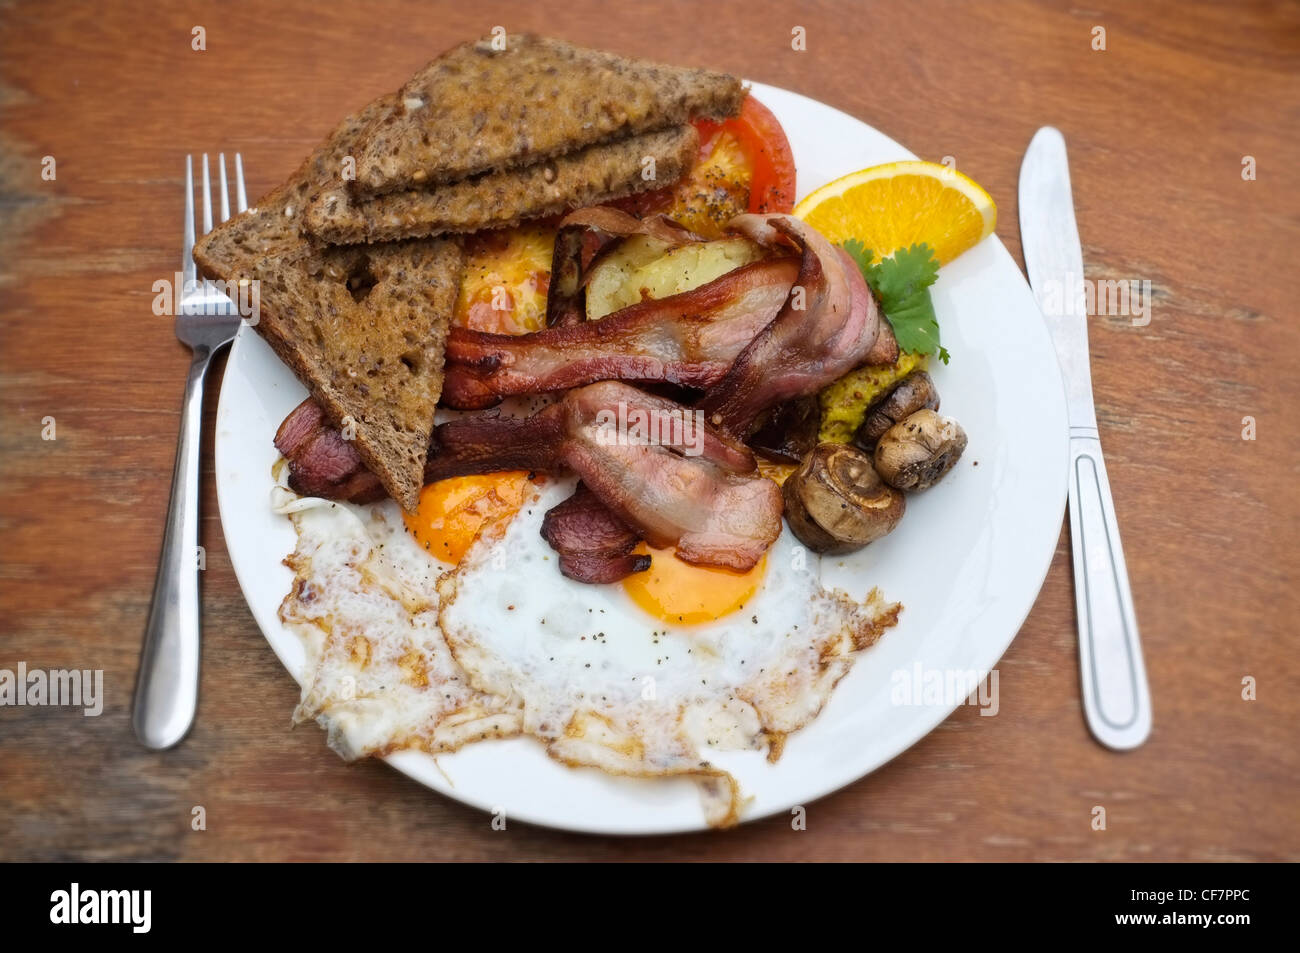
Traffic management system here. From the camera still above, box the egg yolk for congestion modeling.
[622,543,767,625]
[404,472,531,564]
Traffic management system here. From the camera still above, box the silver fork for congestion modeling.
[133,153,249,749]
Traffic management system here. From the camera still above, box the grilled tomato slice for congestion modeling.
[612,95,797,237]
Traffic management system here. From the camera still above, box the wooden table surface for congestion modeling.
[2,0,1297,862]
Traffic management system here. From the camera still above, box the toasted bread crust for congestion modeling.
[305,125,698,245]
[193,96,461,511]
[352,33,742,197]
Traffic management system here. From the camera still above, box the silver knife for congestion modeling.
[1019,127,1152,750]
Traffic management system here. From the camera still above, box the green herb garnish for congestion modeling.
[842,239,949,364]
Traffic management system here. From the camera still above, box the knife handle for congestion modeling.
[1067,432,1152,750]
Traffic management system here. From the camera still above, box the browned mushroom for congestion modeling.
[782,443,905,554]
[853,371,940,452]
[873,409,968,490]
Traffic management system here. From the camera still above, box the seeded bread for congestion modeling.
[193,98,462,511]
[305,125,698,245]
[351,33,743,197]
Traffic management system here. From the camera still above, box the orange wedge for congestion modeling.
[794,160,997,265]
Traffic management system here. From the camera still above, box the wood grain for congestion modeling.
[1,0,1297,862]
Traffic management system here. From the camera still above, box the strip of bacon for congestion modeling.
[275,399,570,502]
[540,482,651,583]
[559,383,779,570]
[425,406,568,481]
[560,206,705,245]
[427,384,756,479]
[697,213,882,436]
[442,257,799,409]
[274,399,385,503]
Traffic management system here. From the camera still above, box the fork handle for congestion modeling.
[1069,432,1152,750]
[133,349,212,749]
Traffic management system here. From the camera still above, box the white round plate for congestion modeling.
[215,82,1068,834]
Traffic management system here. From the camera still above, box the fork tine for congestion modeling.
[182,155,196,287]
[234,153,248,213]
[218,153,231,222]
[201,154,213,235]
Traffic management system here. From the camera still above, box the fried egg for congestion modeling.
[274,433,899,827]
[274,490,521,759]
[435,478,899,826]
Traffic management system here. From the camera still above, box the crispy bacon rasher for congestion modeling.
[442,257,799,409]
[696,213,882,436]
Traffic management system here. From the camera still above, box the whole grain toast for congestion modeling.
[305,125,698,245]
[351,33,743,197]
[193,97,463,511]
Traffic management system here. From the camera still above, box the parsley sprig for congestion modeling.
[842,239,949,364]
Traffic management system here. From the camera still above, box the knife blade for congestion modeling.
[1019,126,1152,750]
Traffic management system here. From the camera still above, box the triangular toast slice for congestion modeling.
[193,97,462,511]
[304,125,698,244]
[351,33,743,197]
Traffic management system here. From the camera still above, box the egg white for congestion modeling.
[436,478,900,826]
[275,491,521,760]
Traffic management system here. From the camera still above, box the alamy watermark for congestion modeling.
[152,273,261,324]
[50,883,150,933]
[890,664,999,715]
[1038,272,1152,327]
[593,401,707,456]
[0,663,103,716]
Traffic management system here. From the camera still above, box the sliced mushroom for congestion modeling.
[874,409,967,490]
[782,443,905,554]
[853,371,940,452]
